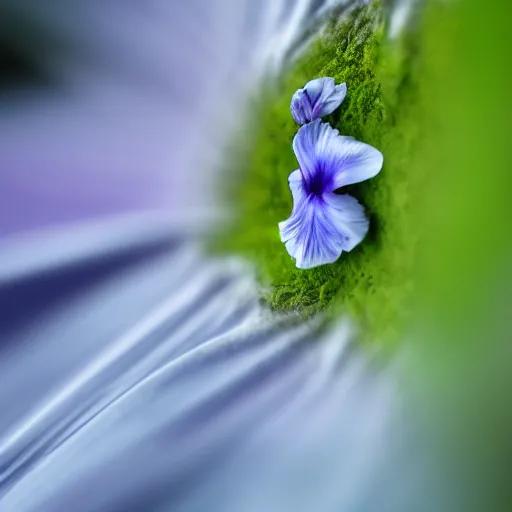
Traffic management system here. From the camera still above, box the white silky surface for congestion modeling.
[0,215,405,512]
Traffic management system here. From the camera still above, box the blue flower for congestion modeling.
[279,120,383,269]
[290,77,347,124]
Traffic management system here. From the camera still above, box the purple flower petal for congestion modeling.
[293,120,383,194]
[279,174,369,269]
[322,193,370,252]
[279,121,382,268]
[311,81,347,120]
[290,78,347,124]
[287,169,305,204]
[290,90,311,125]
[329,136,384,190]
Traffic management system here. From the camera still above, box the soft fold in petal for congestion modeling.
[279,187,369,269]
[287,169,305,206]
[279,170,306,244]
[290,77,347,124]
[313,82,347,119]
[329,136,384,189]
[292,120,329,186]
[292,120,383,193]
[290,90,311,125]
[321,193,370,252]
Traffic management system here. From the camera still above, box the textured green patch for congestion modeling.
[215,2,426,344]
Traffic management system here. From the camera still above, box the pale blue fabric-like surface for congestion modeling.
[0,216,406,512]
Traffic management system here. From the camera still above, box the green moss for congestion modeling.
[215,2,427,345]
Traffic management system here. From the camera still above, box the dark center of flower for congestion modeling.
[308,174,326,196]
[304,162,331,197]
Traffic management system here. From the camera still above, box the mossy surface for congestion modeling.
[215,2,426,344]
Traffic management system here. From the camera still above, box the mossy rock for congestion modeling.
[214,1,427,345]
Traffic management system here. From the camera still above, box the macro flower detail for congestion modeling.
[279,120,383,269]
[290,77,347,124]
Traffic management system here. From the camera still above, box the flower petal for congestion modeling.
[279,187,369,269]
[322,193,370,252]
[328,136,383,190]
[312,82,347,119]
[288,169,305,204]
[292,120,327,186]
[303,77,335,104]
[279,170,306,244]
[292,120,383,193]
[290,78,347,124]
[290,90,311,125]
